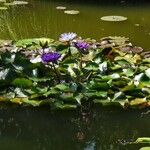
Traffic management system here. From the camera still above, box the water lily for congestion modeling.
[41,52,61,63]
[59,32,77,42]
[75,41,90,54]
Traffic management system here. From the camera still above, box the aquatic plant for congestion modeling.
[0,34,149,110]
[59,32,77,42]
[41,52,61,63]
[75,41,90,54]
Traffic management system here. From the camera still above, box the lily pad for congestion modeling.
[4,2,15,6]
[136,137,150,144]
[56,6,66,10]
[64,10,80,15]
[0,0,6,2]
[101,16,127,22]
[13,1,28,5]
[0,6,7,10]
[139,147,150,150]
[5,1,28,6]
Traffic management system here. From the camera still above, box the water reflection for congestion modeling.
[0,107,149,150]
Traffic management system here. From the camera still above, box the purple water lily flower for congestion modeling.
[59,32,77,42]
[41,52,61,63]
[75,41,90,54]
[76,41,90,50]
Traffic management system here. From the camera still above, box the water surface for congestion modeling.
[0,0,150,49]
[0,107,149,150]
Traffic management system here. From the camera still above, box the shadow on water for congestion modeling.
[0,105,149,150]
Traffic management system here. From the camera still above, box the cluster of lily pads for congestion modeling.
[0,33,150,110]
[0,0,28,10]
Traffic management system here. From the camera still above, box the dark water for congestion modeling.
[0,0,150,49]
[0,106,149,150]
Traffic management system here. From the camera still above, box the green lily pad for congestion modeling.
[64,10,80,15]
[0,6,7,10]
[0,0,6,2]
[15,38,54,47]
[56,6,66,10]
[130,98,147,106]
[136,137,150,144]
[4,2,15,6]
[13,1,28,5]
[4,1,28,6]
[139,147,150,150]
[101,16,127,22]
[12,78,33,88]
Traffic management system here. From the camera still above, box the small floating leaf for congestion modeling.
[5,1,28,6]
[4,2,15,6]
[101,16,127,22]
[64,10,80,15]
[12,78,33,88]
[0,6,7,10]
[139,147,150,150]
[13,1,28,5]
[136,137,150,144]
[0,0,6,3]
[56,6,66,10]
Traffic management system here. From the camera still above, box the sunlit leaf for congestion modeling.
[101,16,127,22]
[64,10,80,15]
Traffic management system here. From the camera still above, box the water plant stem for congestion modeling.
[52,63,60,83]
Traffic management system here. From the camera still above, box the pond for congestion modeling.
[0,0,150,49]
[0,106,149,150]
[0,0,150,150]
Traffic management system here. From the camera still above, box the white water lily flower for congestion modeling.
[59,32,77,42]
[30,55,42,63]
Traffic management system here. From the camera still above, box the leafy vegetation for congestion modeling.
[0,34,150,110]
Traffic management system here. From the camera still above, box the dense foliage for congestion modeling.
[0,33,150,110]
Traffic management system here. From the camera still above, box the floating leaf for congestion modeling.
[135,137,150,144]
[12,1,28,5]
[102,36,129,46]
[15,38,54,47]
[12,78,33,88]
[139,147,150,150]
[0,6,7,10]
[4,1,28,6]
[4,2,15,6]
[145,68,150,78]
[56,6,66,10]
[101,16,127,22]
[0,0,6,2]
[130,98,147,106]
[64,10,80,15]
[55,83,70,91]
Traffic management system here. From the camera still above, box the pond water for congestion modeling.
[0,1,150,150]
[0,0,150,49]
[0,106,149,150]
